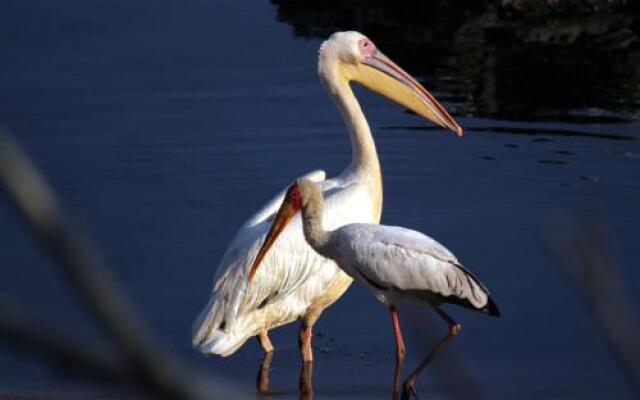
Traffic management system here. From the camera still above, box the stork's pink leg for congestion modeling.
[402,329,456,399]
[389,306,406,363]
[389,306,406,400]
[432,305,462,335]
[402,305,460,398]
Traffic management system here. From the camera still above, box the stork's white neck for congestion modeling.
[300,185,330,255]
[319,61,383,220]
[302,205,327,254]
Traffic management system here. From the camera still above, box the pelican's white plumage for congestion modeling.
[192,31,463,360]
[194,174,376,356]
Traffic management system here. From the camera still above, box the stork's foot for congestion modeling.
[392,357,404,400]
[401,376,418,400]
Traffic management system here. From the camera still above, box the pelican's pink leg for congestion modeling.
[256,330,274,394]
[257,330,274,354]
[299,324,313,363]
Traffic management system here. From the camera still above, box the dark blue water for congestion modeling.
[0,1,639,398]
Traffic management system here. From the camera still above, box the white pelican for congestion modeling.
[248,179,500,396]
[193,31,463,364]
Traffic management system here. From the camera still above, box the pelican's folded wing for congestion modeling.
[193,169,329,345]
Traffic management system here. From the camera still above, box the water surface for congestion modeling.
[0,0,639,398]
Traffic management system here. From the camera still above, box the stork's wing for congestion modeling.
[332,224,497,314]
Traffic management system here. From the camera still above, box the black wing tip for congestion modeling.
[483,297,501,318]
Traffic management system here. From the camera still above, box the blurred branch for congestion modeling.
[0,132,244,399]
[545,214,640,395]
[0,299,124,382]
[433,343,484,400]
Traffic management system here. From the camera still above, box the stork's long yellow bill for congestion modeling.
[248,197,298,283]
[343,50,463,136]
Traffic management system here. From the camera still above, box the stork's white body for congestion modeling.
[322,224,492,311]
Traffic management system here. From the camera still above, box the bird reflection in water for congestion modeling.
[255,330,459,400]
[299,362,313,400]
[256,353,313,400]
[256,351,273,395]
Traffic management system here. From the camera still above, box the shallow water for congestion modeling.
[0,0,639,398]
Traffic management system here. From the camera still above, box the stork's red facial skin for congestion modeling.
[288,184,303,210]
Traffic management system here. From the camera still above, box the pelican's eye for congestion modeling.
[358,38,375,58]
